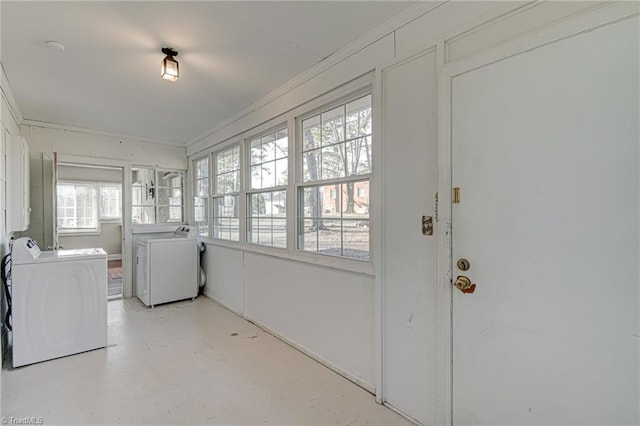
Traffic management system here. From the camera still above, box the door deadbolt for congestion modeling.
[456,258,470,271]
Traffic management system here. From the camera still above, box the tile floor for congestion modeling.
[2,297,410,425]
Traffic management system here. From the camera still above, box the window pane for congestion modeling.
[99,185,122,218]
[342,220,369,261]
[56,183,97,229]
[196,158,209,179]
[346,95,372,139]
[249,127,287,190]
[194,197,208,237]
[260,161,276,189]
[275,158,287,187]
[317,219,341,256]
[160,171,183,188]
[132,168,154,186]
[321,105,345,146]
[272,218,287,248]
[275,129,288,159]
[299,218,317,252]
[157,187,183,206]
[196,179,208,197]
[302,115,321,150]
[132,206,155,224]
[246,190,286,248]
[297,180,369,261]
[215,146,240,195]
[250,138,263,166]
[159,206,183,223]
[321,145,345,180]
[261,133,276,162]
[303,149,321,182]
[345,137,372,176]
[213,194,239,241]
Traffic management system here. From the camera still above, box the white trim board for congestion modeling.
[23,119,185,148]
[1,64,24,127]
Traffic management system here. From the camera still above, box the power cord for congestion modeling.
[1,253,12,331]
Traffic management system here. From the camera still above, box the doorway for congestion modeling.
[56,162,125,298]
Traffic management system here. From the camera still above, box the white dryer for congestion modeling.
[135,226,198,307]
[11,238,107,367]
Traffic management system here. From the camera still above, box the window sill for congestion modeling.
[58,230,101,236]
[200,237,374,277]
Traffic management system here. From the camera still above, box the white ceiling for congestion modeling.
[1,1,416,145]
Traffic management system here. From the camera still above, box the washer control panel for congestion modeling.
[11,237,42,261]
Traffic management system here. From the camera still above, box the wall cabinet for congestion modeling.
[8,134,30,232]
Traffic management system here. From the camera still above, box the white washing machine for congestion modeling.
[135,226,198,307]
[11,238,108,367]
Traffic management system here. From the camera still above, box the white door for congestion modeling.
[451,18,639,425]
[381,49,438,424]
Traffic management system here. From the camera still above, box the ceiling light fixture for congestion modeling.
[161,47,179,82]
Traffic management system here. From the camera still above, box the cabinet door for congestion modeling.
[8,135,30,232]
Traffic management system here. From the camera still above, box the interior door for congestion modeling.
[381,49,438,424]
[451,18,639,425]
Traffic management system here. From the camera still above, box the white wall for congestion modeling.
[23,125,187,297]
[189,0,516,396]
[0,64,23,356]
[59,222,122,255]
[24,126,185,169]
[190,2,639,425]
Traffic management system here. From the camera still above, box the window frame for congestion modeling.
[192,156,210,238]
[131,166,186,225]
[57,181,123,234]
[188,76,374,274]
[295,91,373,262]
[245,123,289,249]
[211,144,241,241]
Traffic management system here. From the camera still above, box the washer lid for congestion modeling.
[13,248,107,265]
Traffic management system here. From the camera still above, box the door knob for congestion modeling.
[454,275,476,294]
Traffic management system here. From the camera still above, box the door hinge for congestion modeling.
[434,192,439,222]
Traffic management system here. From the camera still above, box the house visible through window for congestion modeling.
[299,94,371,261]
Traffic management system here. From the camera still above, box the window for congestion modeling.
[213,146,240,240]
[100,185,122,218]
[132,167,184,225]
[298,94,371,261]
[247,127,288,248]
[158,171,184,223]
[193,157,209,237]
[57,183,97,230]
[57,182,122,232]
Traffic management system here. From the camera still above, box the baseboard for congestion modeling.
[108,254,122,261]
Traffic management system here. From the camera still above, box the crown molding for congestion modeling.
[1,63,24,126]
[22,119,187,148]
[187,1,446,147]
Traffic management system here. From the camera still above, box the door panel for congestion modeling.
[382,50,438,424]
[452,18,639,425]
